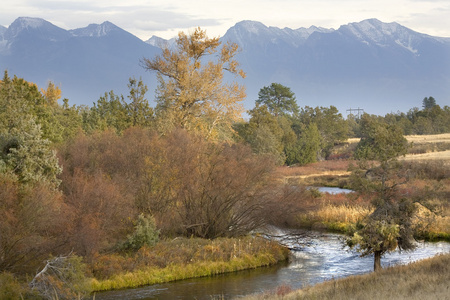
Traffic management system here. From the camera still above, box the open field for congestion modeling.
[406,133,450,144]
[240,253,450,300]
[276,160,351,179]
[348,133,450,144]
[401,150,450,161]
[349,133,450,162]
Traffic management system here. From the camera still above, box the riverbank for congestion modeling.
[90,236,289,292]
[292,185,450,242]
[275,157,450,242]
[241,252,450,300]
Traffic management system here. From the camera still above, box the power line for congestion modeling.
[347,107,364,118]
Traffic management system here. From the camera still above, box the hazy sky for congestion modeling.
[2,0,450,40]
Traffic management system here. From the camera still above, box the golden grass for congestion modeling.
[401,150,450,161]
[90,237,289,292]
[310,204,372,224]
[348,133,450,145]
[349,133,450,161]
[276,161,352,178]
[91,254,281,291]
[241,253,450,300]
[406,133,450,144]
[90,253,287,292]
[296,203,372,233]
[413,203,450,241]
[284,171,351,180]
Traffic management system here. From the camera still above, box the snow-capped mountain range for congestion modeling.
[1,17,449,115]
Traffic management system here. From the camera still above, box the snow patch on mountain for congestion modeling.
[223,20,334,48]
[5,17,47,39]
[395,39,418,54]
[14,17,46,29]
[145,35,176,48]
[4,17,71,43]
[239,20,267,35]
[70,21,118,37]
[340,18,424,52]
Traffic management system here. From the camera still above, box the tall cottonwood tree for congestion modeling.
[141,27,246,140]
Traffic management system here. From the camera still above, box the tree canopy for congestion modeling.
[422,96,436,110]
[256,83,299,117]
[141,27,246,140]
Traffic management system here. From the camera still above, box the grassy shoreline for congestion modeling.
[90,236,290,292]
[91,252,286,291]
[241,253,450,300]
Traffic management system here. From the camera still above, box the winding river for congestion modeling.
[96,187,449,299]
[96,229,449,300]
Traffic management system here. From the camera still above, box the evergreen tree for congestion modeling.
[83,90,129,133]
[256,83,299,117]
[0,72,62,187]
[422,96,436,110]
[125,77,153,127]
[348,114,414,271]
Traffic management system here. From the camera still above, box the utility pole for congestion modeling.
[347,107,364,119]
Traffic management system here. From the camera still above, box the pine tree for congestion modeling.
[347,114,414,271]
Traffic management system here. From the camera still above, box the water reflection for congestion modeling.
[95,230,449,300]
[315,187,353,194]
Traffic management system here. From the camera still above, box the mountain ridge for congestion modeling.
[0,17,449,115]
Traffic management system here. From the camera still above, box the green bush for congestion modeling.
[0,272,26,300]
[122,214,160,251]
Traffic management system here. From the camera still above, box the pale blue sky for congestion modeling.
[2,0,449,39]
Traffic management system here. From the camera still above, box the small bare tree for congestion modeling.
[30,253,91,299]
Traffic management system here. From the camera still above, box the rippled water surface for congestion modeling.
[96,229,449,300]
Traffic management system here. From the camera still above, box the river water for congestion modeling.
[95,228,450,300]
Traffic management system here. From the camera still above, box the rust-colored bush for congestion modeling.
[0,175,66,274]
[60,169,135,257]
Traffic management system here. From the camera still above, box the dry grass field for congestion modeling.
[349,133,450,162]
[406,133,450,144]
[401,150,450,161]
[403,133,450,161]
[348,133,450,144]
[280,134,450,180]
